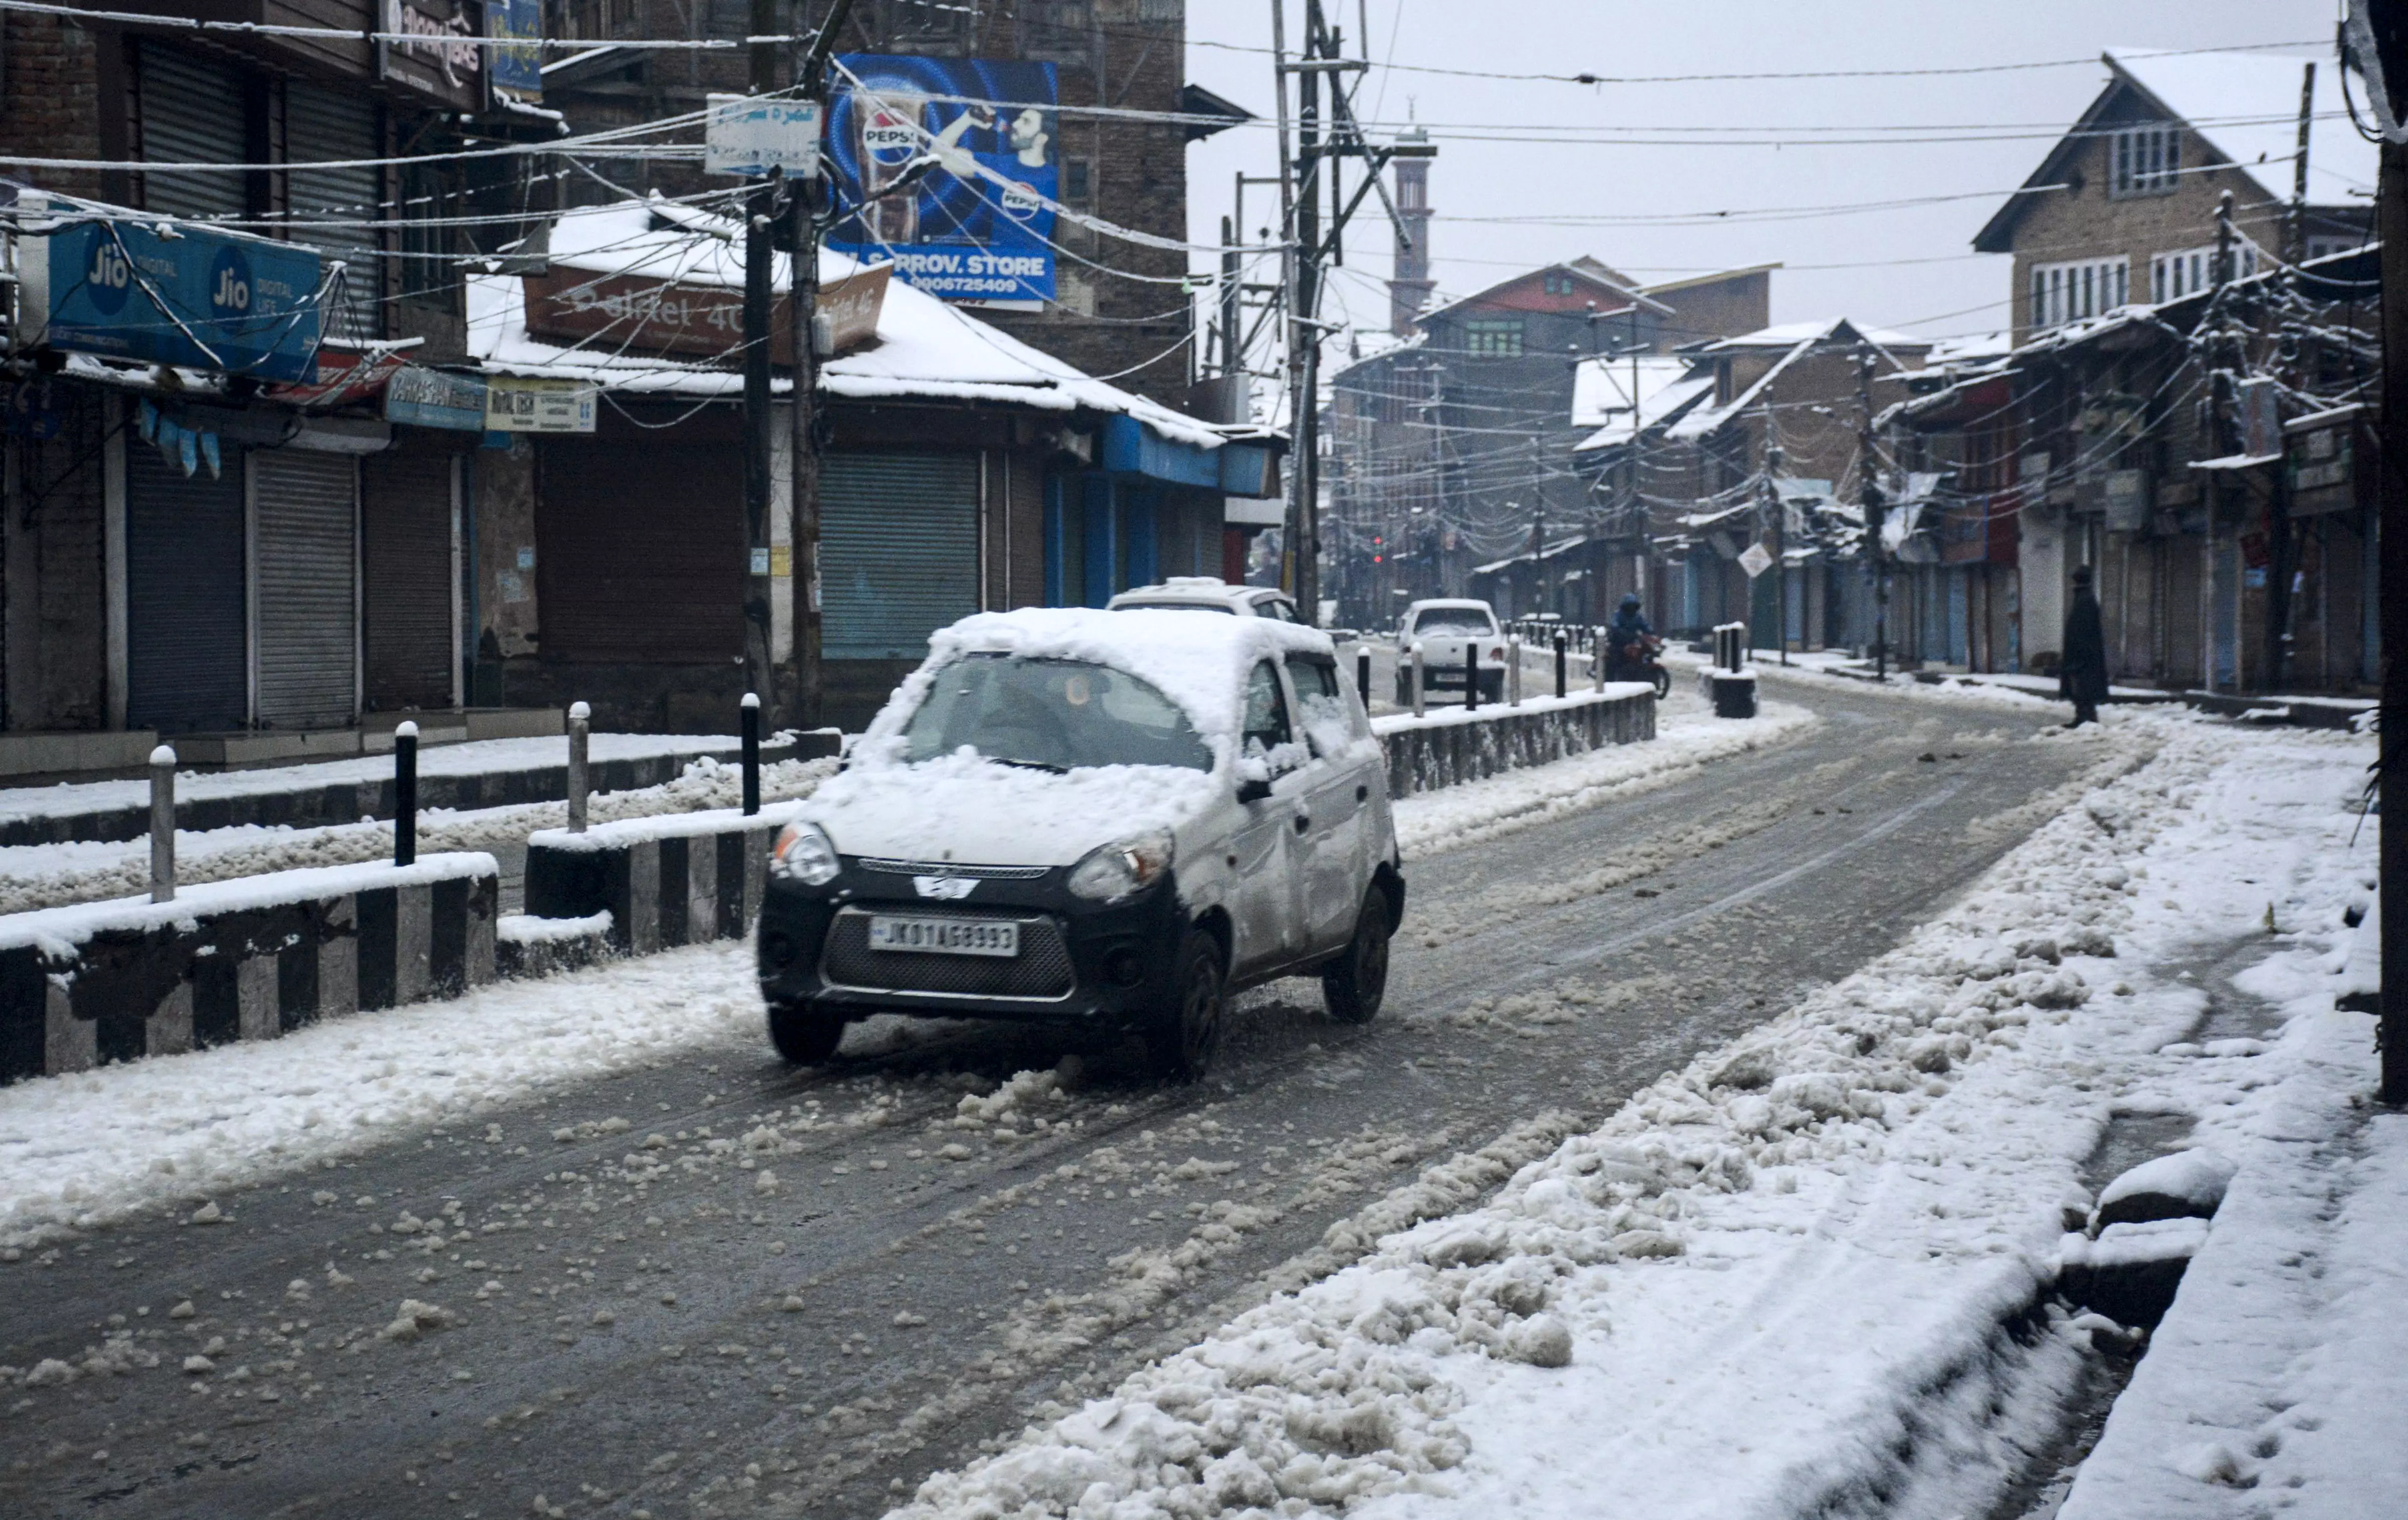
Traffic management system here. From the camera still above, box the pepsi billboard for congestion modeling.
[825,55,1059,304]
[30,220,325,384]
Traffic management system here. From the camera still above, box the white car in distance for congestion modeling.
[1395,598,1506,705]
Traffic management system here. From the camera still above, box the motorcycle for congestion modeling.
[1608,632,1674,700]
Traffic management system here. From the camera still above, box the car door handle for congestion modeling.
[1294,814,1310,834]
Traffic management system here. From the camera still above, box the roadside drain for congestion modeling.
[1986,939,2277,1519]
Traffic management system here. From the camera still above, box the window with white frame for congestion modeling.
[2305,233,2370,262]
[2109,124,2181,198]
[2150,242,2261,303]
[2029,257,2130,331]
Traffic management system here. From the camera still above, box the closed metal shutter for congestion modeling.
[134,42,247,222]
[822,453,980,659]
[362,451,455,710]
[537,440,742,664]
[252,449,358,729]
[282,81,382,343]
[125,441,248,733]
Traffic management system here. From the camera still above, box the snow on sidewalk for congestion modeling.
[0,943,766,1252]
[885,718,2384,1520]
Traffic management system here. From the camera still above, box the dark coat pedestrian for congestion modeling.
[2059,564,2109,725]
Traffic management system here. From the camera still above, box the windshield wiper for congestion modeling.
[991,757,1070,774]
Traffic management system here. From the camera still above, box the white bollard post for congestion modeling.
[566,701,591,833]
[148,744,177,903]
[1410,642,1427,719]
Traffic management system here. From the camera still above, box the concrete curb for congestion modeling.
[0,855,498,1083]
[523,807,792,957]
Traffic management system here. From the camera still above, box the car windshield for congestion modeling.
[1411,607,1493,636]
[1114,600,1235,615]
[899,656,1214,773]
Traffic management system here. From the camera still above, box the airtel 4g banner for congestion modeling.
[24,217,326,384]
[825,55,1060,304]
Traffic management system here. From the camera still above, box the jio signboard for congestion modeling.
[825,55,1059,304]
[27,220,324,384]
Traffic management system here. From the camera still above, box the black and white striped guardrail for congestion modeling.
[0,854,499,1083]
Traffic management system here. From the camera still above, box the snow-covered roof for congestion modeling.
[1570,355,1717,451]
[2108,47,2379,205]
[1923,331,2013,369]
[1416,260,1670,325]
[1669,319,1926,443]
[1700,318,1926,354]
[466,201,1232,450]
[1331,328,1426,381]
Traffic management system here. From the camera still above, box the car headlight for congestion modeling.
[1067,830,1175,901]
[772,822,842,886]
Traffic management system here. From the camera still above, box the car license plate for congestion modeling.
[866,916,1019,958]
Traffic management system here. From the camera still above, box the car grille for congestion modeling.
[852,858,1050,880]
[819,907,1076,1000]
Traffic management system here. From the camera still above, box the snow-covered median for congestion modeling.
[887,716,2385,1520]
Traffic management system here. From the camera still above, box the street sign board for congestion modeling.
[486,0,544,104]
[705,95,824,179]
[521,262,889,362]
[386,367,491,431]
[1737,541,1773,579]
[485,377,595,433]
[379,0,485,113]
[24,217,324,383]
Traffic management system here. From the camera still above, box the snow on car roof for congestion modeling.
[859,606,1333,761]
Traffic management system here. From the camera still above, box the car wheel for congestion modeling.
[1650,666,1672,700]
[1322,888,1393,1025]
[1146,930,1225,1082]
[767,1001,844,1065]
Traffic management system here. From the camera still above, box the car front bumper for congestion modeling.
[755,859,1187,1025]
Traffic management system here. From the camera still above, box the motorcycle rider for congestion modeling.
[1605,592,1654,682]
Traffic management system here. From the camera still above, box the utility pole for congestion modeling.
[1273,1,1425,625]
[1290,2,1325,625]
[1763,432,1787,666]
[782,0,856,729]
[2290,61,2316,266]
[1857,346,1888,681]
[741,0,781,714]
[2365,0,2408,1106]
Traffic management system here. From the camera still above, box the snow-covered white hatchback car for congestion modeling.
[755,609,1404,1079]
[1107,575,1301,621]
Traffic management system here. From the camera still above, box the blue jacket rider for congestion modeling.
[1608,593,1652,655]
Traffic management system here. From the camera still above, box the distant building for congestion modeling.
[1564,320,1928,647]
[1974,48,2375,346]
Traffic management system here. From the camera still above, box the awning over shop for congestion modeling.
[1100,414,1278,497]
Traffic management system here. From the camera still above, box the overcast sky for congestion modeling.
[1179,1,2350,348]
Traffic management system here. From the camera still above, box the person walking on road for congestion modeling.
[2059,563,2109,727]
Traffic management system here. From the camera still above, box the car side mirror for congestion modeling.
[1236,776,1274,805]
